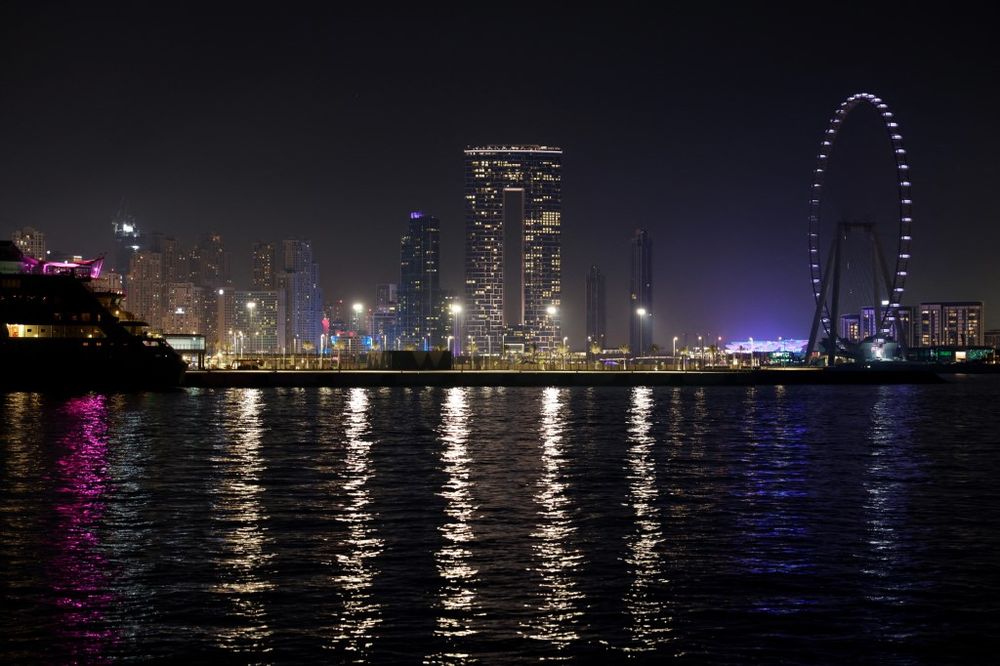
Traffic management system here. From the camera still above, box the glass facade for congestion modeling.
[399,213,441,350]
[464,146,561,353]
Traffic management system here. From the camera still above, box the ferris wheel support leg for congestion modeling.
[806,235,839,362]
[871,231,898,338]
[828,231,844,367]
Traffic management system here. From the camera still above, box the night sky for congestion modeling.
[1,5,997,346]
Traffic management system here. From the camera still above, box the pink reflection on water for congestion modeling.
[49,394,119,661]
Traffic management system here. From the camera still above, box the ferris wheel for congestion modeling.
[805,92,913,364]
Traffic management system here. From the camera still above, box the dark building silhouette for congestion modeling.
[629,228,653,355]
[586,264,606,350]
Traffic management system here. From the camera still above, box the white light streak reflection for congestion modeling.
[214,388,273,653]
[863,386,918,609]
[428,387,479,664]
[521,387,585,653]
[624,387,671,651]
[329,388,383,655]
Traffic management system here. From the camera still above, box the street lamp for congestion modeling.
[246,301,256,354]
[447,335,454,356]
[352,302,364,334]
[545,305,558,362]
[749,336,754,369]
[698,335,703,370]
[450,302,463,356]
[636,308,647,359]
[562,336,568,370]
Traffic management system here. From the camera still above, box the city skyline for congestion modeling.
[1,7,997,347]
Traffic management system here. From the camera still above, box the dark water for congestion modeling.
[2,384,999,663]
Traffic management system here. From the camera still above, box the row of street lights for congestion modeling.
[239,296,754,368]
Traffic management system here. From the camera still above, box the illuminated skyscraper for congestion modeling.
[464,145,562,354]
[280,239,323,352]
[629,228,653,356]
[399,212,441,350]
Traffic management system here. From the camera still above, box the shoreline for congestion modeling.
[180,367,983,388]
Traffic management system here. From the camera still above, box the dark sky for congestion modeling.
[1,4,997,346]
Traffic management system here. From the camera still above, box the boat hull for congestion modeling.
[0,339,186,391]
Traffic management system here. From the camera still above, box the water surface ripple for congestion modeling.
[2,384,998,662]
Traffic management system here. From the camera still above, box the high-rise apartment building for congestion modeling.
[162,282,204,334]
[112,206,143,275]
[280,239,323,352]
[232,290,286,354]
[464,145,562,353]
[190,233,230,289]
[126,250,165,331]
[399,212,441,350]
[251,241,278,289]
[11,226,46,259]
[918,302,984,347]
[586,265,606,350]
[629,228,653,355]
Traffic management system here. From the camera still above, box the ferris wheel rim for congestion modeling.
[808,92,912,338]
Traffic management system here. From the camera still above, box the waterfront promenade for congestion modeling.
[183,367,952,388]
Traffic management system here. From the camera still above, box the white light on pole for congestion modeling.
[352,302,364,335]
[450,302,463,356]
[636,308,647,358]
[246,301,256,354]
[546,305,558,354]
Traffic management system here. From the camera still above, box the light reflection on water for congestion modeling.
[521,387,585,653]
[50,394,118,662]
[1,384,997,663]
[428,387,479,663]
[863,385,920,609]
[739,387,811,569]
[623,386,671,651]
[329,387,384,656]
[212,388,274,652]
